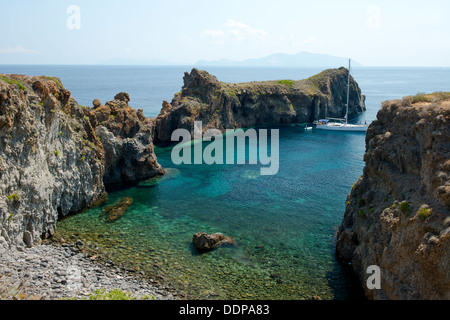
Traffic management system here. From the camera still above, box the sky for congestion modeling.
[0,0,449,66]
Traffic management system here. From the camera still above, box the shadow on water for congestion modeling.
[135,184,158,189]
[189,243,202,257]
[326,240,366,300]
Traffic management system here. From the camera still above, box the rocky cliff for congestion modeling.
[336,92,450,300]
[90,93,164,187]
[0,75,163,251]
[155,68,365,143]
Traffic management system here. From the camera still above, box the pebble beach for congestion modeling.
[0,241,177,300]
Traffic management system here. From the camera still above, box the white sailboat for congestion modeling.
[315,59,368,132]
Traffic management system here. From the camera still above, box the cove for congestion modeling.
[56,125,366,300]
[171,121,280,175]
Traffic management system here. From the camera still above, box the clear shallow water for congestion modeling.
[56,126,367,299]
[2,65,449,299]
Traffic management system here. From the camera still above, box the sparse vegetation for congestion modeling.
[55,150,60,157]
[0,76,26,91]
[43,76,64,89]
[431,91,450,101]
[401,91,450,106]
[412,93,430,104]
[88,289,137,300]
[417,207,431,221]
[399,201,412,216]
[64,289,155,300]
[277,80,296,86]
[7,194,19,202]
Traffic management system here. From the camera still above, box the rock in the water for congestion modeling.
[93,93,164,187]
[103,197,133,222]
[192,232,236,253]
[155,68,366,143]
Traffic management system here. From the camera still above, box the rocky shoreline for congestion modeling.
[2,71,448,300]
[336,92,450,300]
[0,74,163,251]
[0,240,177,300]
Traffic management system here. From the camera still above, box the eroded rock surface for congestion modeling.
[0,75,163,250]
[336,92,450,300]
[90,94,164,187]
[155,68,365,142]
[0,75,105,250]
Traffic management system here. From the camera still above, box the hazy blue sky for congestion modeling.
[0,0,449,66]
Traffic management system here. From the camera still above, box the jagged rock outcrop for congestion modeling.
[0,75,163,251]
[90,93,164,187]
[336,92,450,300]
[155,68,365,142]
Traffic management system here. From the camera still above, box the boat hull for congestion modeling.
[316,124,368,132]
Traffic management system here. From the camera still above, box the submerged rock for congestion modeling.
[192,232,237,253]
[103,197,133,222]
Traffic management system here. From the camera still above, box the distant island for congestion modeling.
[99,52,363,68]
[195,52,363,68]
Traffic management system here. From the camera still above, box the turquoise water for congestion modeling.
[2,65,449,299]
[56,126,366,299]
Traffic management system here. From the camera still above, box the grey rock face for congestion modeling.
[91,95,164,187]
[0,76,164,250]
[336,93,450,300]
[0,75,106,251]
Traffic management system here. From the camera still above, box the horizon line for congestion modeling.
[1,63,450,68]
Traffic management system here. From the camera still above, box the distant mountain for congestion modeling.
[98,52,362,68]
[99,58,180,65]
[196,52,362,68]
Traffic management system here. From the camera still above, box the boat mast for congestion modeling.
[346,59,351,125]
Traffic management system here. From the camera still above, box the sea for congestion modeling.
[1,65,449,299]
